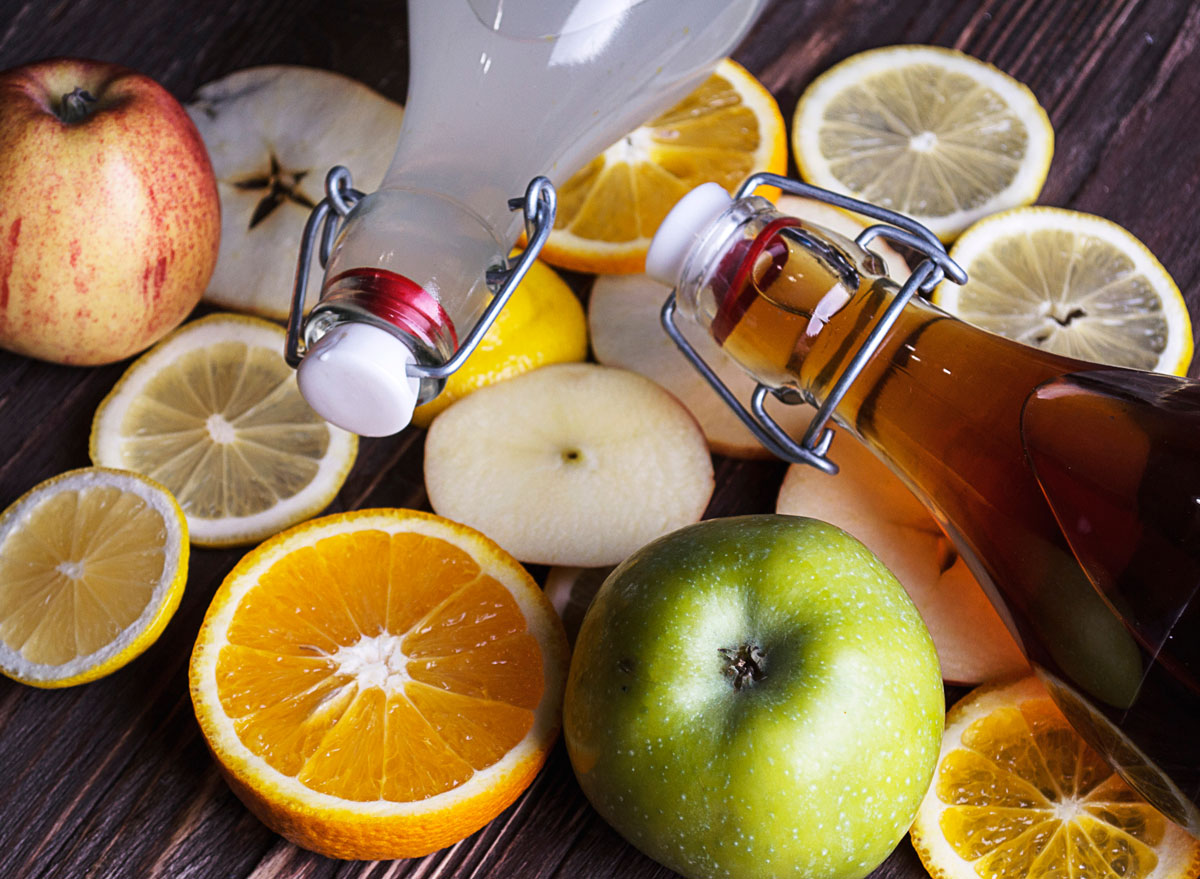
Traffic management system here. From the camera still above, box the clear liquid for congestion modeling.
[321,0,768,344]
[699,220,1200,830]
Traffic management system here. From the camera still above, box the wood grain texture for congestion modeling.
[0,1,1197,877]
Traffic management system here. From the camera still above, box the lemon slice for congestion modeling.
[540,58,787,274]
[90,314,357,547]
[793,45,1053,241]
[0,467,188,687]
[937,207,1193,374]
[911,676,1200,879]
[411,256,587,427]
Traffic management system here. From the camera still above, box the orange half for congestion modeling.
[189,508,568,860]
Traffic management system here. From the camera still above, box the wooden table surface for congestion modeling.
[2,1,1199,877]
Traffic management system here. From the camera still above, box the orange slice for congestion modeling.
[911,676,1200,879]
[540,58,787,274]
[188,508,569,860]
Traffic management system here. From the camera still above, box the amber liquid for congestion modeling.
[708,223,1200,829]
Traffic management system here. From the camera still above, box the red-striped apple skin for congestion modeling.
[0,57,220,365]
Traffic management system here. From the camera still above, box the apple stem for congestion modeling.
[719,645,766,690]
[59,87,98,124]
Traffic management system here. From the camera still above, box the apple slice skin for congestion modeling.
[777,432,1028,685]
[564,515,944,879]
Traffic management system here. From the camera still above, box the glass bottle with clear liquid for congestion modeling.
[288,0,768,436]
[647,181,1200,832]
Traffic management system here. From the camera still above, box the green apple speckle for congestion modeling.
[563,514,944,879]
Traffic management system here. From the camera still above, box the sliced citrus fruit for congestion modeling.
[189,508,568,860]
[0,467,188,688]
[89,313,357,547]
[936,207,1193,374]
[911,676,1200,879]
[793,45,1053,241]
[411,256,587,427]
[541,57,787,274]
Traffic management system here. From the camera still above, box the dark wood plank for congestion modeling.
[0,1,1197,877]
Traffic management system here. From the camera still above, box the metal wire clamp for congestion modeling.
[660,172,968,473]
[285,166,558,377]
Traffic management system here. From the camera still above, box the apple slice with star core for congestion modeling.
[423,363,714,567]
[187,66,404,319]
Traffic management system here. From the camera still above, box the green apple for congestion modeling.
[563,514,944,879]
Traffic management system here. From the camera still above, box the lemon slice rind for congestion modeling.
[937,207,1193,376]
[89,314,357,547]
[0,467,188,688]
[793,45,1054,242]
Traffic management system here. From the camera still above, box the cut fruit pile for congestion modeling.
[937,207,1193,375]
[0,467,188,687]
[792,45,1054,241]
[188,508,568,860]
[911,676,1200,879]
[187,66,405,318]
[541,58,787,274]
[90,313,357,547]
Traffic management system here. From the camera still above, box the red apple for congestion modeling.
[0,58,220,365]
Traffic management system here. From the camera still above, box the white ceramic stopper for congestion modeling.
[296,322,421,437]
[645,182,734,286]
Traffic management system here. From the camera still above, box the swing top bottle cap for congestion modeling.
[646,183,734,287]
[296,322,420,437]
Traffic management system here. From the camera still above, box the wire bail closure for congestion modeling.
[284,166,558,377]
[660,172,968,473]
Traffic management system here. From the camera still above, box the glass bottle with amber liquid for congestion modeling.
[646,179,1200,832]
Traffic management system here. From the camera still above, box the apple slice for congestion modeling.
[589,196,911,460]
[589,274,814,459]
[776,431,1029,685]
[424,363,714,567]
[187,66,404,319]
